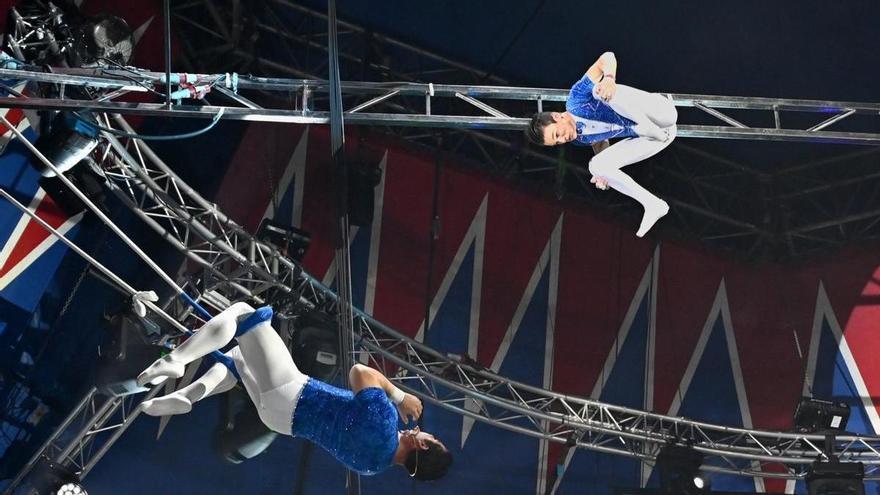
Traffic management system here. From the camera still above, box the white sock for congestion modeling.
[137,354,185,387]
[178,362,238,404]
[636,199,669,237]
[142,393,192,416]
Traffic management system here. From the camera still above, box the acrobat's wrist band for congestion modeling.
[389,386,406,405]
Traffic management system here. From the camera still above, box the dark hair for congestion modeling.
[405,440,453,481]
[525,112,555,146]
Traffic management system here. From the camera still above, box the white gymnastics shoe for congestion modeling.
[636,199,669,238]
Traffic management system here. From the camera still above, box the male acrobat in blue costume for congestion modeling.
[526,51,678,237]
[137,302,452,480]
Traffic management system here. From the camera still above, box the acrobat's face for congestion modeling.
[542,112,577,146]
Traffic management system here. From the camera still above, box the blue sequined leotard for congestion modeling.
[566,73,638,145]
[292,379,399,475]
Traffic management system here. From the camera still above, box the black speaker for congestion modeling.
[212,388,278,464]
[807,460,864,495]
[94,311,164,397]
[289,311,340,382]
[347,164,381,226]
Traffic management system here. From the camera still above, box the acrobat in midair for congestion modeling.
[137,302,453,480]
[526,51,677,237]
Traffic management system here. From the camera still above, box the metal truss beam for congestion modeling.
[3,65,878,258]
[3,386,163,494]
[1,68,879,145]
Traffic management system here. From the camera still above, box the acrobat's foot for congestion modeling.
[141,393,193,416]
[636,200,669,238]
[633,123,671,142]
[136,354,185,387]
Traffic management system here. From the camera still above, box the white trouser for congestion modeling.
[145,302,308,434]
[588,84,677,211]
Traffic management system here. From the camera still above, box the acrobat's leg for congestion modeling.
[141,358,238,416]
[589,126,677,237]
[141,345,266,417]
[601,84,678,140]
[137,301,255,386]
[233,315,308,435]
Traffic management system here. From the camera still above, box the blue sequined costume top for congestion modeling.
[566,73,638,145]
[292,379,399,475]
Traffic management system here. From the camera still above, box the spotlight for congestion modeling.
[34,112,100,178]
[256,218,311,261]
[38,157,108,216]
[5,3,132,67]
[794,397,850,434]
[69,14,133,67]
[29,456,87,495]
[56,482,88,495]
[656,445,707,495]
[806,459,864,495]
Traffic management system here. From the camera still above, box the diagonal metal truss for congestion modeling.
[3,386,162,494]
[15,111,873,483]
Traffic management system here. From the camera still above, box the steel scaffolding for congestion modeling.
[7,111,880,491]
[3,1,879,492]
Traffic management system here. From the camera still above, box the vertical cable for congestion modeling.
[327,1,359,493]
[163,0,172,108]
[422,132,444,345]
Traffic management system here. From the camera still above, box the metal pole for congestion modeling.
[327,1,359,493]
[0,189,191,336]
[0,116,182,292]
[164,0,172,108]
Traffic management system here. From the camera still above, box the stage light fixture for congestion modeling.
[29,456,88,495]
[6,3,132,67]
[656,444,708,495]
[69,14,133,67]
[806,459,864,495]
[34,112,100,178]
[256,218,311,261]
[794,397,850,434]
[56,482,88,495]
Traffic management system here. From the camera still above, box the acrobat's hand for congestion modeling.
[397,393,423,425]
[132,290,159,318]
[595,78,617,102]
[591,176,609,190]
